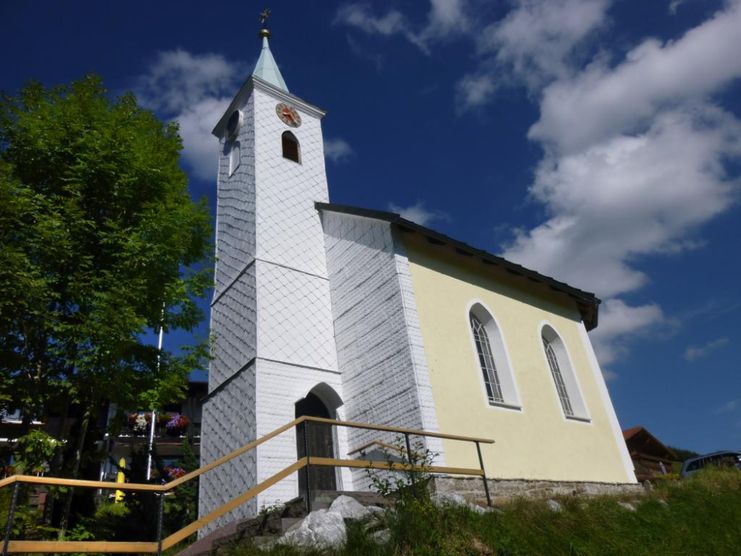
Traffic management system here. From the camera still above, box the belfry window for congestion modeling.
[541,325,589,420]
[468,304,520,408]
[282,131,300,163]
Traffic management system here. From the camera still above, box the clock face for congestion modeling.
[276,103,301,128]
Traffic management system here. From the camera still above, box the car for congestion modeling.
[680,450,741,478]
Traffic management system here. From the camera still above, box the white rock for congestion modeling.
[432,492,491,514]
[370,528,391,544]
[545,499,563,512]
[431,492,468,508]
[365,505,385,516]
[329,495,380,521]
[278,509,346,549]
[617,501,636,512]
[468,503,488,515]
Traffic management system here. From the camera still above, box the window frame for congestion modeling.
[281,130,301,163]
[465,301,522,412]
[539,322,591,423]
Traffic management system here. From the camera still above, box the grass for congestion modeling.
[221,468,741,556]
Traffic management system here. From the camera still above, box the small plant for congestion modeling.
[165,413,190,434]
[164,466,186,480]
[128,412,151,434]
[365,436,437,503]
[12,430,59,475]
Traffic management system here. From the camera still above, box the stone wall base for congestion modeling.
[431,476,645,506]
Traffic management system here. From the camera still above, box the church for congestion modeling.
[198,24,637,525]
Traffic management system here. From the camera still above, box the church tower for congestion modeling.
[199,20,349,527]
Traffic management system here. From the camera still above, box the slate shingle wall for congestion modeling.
[321,212,445,487]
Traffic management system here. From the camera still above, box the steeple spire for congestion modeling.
[252,8,289,92]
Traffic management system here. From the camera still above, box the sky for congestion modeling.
[2,0,740,455]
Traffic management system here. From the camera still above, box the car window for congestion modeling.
[685,459,701,472]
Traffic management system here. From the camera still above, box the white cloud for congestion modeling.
[335,0,469,53]
[335,4,408,36]
[669,0,685,15]
[136,49,245,180]
[715,399,739,414]
[505,105,740,298]
[389,201,449,226]
[684,337,730,361]
[602,368,619,382]
[479,0,609,90]
[530,1,741,153]
[324,138,354,163]
[498,4,741,366]
[418,0,470,44]
[456,74,497,112]
[589,299,665,367]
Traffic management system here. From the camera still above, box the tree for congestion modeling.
[0,76,211,526]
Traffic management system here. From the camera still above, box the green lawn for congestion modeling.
[223,469,741,556]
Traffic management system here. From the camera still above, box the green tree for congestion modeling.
[0,76,211,528]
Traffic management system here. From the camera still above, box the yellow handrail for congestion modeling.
[2,416,494,554]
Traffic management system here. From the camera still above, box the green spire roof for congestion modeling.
[253,35,288,92]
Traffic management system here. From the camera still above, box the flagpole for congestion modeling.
[146,311,165,481]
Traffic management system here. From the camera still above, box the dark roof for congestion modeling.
[622,426,678,461]
[316,202,601,330]
[623,426,644,441]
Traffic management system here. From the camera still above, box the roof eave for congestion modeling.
[316,202,601,330]
[212,76,326,139]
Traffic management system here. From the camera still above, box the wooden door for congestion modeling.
[296,393,337,493]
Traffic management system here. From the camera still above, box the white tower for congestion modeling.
[199,24,349,528]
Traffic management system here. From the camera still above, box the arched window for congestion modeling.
[228,141,240,176]
[541,325,588,420]
[468,304,519,408]
[282,131,300,163]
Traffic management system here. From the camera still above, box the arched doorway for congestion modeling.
[295,391,337,494]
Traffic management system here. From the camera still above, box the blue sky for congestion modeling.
[2,0,740,454]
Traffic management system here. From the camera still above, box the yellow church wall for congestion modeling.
[404,239,634,484]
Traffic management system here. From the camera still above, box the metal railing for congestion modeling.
[1,416,494,554]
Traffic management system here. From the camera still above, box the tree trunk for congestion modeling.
[58,408,91,538]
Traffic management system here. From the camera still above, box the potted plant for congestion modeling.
[165,413,190,436]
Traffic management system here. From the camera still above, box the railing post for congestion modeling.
[475,441,492,507]
[404,433,417,497]
[155,492,164,556]
[3,481,20,556]
[302,421,311,514]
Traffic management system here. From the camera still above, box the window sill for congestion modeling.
[487,401,522,411]
[565,415,591,423]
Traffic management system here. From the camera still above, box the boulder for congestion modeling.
[278,509,346,550]
[329,495,382,521]
[545,499,563,512]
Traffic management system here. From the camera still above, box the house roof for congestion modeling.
[315,202,601,330]
[622,426,644,441]
[623,426,678,461]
